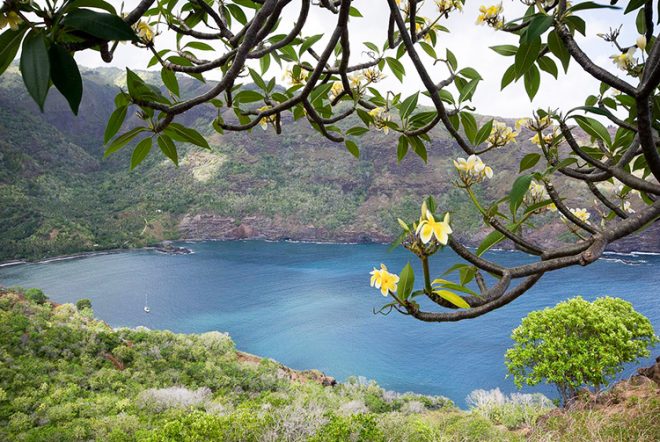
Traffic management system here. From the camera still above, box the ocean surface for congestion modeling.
[1,240,658,408]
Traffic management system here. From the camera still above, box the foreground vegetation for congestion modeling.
[1,288,658,441]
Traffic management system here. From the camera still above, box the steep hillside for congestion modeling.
[0,66,657,261]
[2,288,658,441]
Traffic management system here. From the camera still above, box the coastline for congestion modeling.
[2,237,659,269]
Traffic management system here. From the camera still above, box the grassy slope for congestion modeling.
[0,289,521,442]
[2,289,658,441]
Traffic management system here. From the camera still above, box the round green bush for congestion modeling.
[24,288,47,304]
[75,298,92,311]
[505,296,658,405]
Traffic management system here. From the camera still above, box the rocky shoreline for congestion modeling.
[1,217,658,268]
[178,213,660,254]
[0,244,194,268]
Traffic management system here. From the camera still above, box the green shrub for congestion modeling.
[310,413,384,442]
[75,298,92,311]
[505,297,658,405]
[24,288,47,304]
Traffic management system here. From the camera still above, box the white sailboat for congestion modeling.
[144,293,151,313]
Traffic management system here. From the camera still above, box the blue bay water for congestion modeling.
[0,240,658,408]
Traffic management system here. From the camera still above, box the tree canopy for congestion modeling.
[0,0,658,321]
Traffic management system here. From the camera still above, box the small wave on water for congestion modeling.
[600,257,647,266]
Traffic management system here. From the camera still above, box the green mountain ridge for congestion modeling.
[0,65,657,261]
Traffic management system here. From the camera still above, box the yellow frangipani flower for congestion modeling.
[526,114,552,131]
[0,11,23,31]
[515,118,530,131]
[530,131,555,148]
[528,180,546,200]
[282,64,309,86]
[476,3,504,29]
[369,107,391,134]
[134,20,154,43]
[363,67,385,83]
[610,47,636,71]
[370,266,383,288]
[416,212,452,245]
[487,121,518,148]
[257,105,276,130]
[330,81,344,99]
[370,264,399,297]
[453,154,493,184]
[436,0,463,15]
[637,35,647,51]
[415,21,433,43]
[569,207,591,225]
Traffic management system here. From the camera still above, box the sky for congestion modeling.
[74,0,639,119]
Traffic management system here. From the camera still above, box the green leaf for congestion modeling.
[234,89,264,103]
[434,290,470,309]
[168,123,210,149]
[458,78,479,102]
[547,30,570,72]
[476,230,506,256]
[490,45,518,56]
[398,263,415,300]
[345,139,359,158]
[346,126,369,136]
[104,106,127,143]
[349,6,363,17]
[458,67,483,80]
[519,153,541,172]
[260,54,271,74]
[62,9,137,41]
[0,27,27,76]
[624,0,646,14]
[399,92,419,120]
[48,43,83,114]
[537,55,558,79]
[515,36,542,79]
[501,64,516,90]
[524,64,540,100]
[385,57,405,82]
[226,4,247,25]
[460,112,478,144]
[419,41,437,59]
[105,127,146,157]
[567,1,619,12]
[157,134,178,166]
[474,119,494,146]
[185,41,214,51]
[509,174,533,214]
[564,16,586,36]
[299,34,323,56]
[161,68,179,96]
[409,136,427,163]
[64,0,117,14]
[130,137,152,169]
[635,8,646,35]
[573,115,612,147]
[20,30,50,111]
[446,49,457,70]
[397,136,408,162]
[524,15,553,43]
